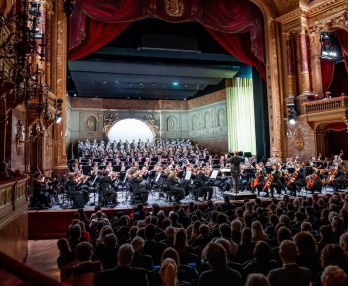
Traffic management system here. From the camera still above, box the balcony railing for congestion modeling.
[303,96,348,113]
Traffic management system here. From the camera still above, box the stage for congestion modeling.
[28,186,346,240]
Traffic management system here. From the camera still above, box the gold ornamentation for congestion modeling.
[103,113,119,135]
[15,120,24,155]
[165,0,184,17]
[294,129,304,151]
[144,114,160,133]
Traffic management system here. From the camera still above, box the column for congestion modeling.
[52,0,68,175]
[298,27,312,95]
[286,32,297,102]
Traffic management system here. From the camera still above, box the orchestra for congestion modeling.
[31,138,347,209]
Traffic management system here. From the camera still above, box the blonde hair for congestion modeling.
[160,258,178,286]
[251,221,267,242]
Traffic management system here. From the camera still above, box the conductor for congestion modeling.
[225,151,244,193]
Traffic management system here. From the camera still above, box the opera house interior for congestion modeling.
[0,0,348,285]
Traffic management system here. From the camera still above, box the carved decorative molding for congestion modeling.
[144,114,160,134]
[294,129,304,151]
[164,0,184,17]
[103,113,119,135]
[15,120,24,155]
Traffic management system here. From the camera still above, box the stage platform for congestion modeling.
[28,186,346,240]
[224,191,257,201]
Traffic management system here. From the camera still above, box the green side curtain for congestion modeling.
[226,77,256,155]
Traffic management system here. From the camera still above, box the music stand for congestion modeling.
[287,167,295,174]
[265,166,273,174]
[314,161,324,168]
[113,165,121,172]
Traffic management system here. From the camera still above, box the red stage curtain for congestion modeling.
[206,28,266,80]
[68,0,265,69]
[336,29,348,73]
[320,59,335,93]
[325,122,347,132]
[68,18,130,61]
[198,0,264,62]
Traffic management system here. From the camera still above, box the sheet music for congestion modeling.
[185,171,192,181]
[155,173,161,182]
[210,170,219,179]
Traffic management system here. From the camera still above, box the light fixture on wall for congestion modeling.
[287,103,297,125]
[55,114,62,124]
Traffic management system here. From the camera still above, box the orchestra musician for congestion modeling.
[305,165,322,193]
[225,151,244,193]
[250,163,266,196]
[329,162,345,192]
[129,169,149,204]
[263,163,283,198]
[194,167,213,201]
[32,172,51,208]
[66,173,89,208]
[167,170,185,202]
[287,162,306,196]
[99,170,118,205]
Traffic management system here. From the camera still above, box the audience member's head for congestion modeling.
[253,241,273,263]
[245,273,270,286]
[161,247,180,267]
[144,223,156,241]
[160,258,178,286]
[75,241,93,262]
[320,244,348,273]
[251,221,267,242]
[203,242,227,268]
[117,243,134,267]
[321,265,348,286]
[339,232,348,254]
[131,236,145,254]
[279,240,297,264]
[294,232,317,256]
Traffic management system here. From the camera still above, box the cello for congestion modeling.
[263,173,274,190]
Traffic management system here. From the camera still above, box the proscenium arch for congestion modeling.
[107,118,155,142]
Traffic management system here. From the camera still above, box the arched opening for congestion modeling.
[316,122,348,159]
[107,119,154,142]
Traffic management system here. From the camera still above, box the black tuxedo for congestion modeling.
[195,171,213,200]
[95,266,149,286]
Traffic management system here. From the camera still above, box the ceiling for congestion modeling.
[67,19,245,101]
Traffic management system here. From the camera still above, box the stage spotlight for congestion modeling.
[287,103,297,125]
[55,113,62,124]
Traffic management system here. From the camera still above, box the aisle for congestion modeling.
[26,239,60,282]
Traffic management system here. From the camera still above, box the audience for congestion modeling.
[57,192,348,286]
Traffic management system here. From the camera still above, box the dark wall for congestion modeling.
[252,68,270,162]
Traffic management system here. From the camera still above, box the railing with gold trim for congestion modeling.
[303,96,348,113]
[0,176,28,222]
